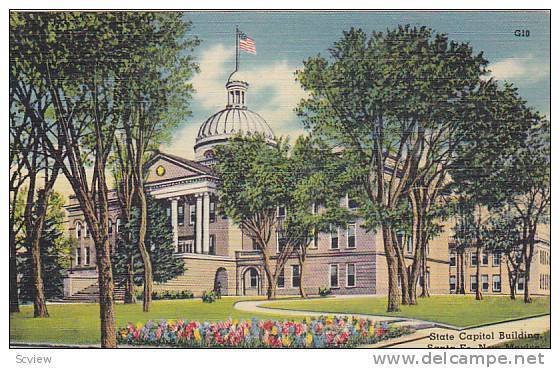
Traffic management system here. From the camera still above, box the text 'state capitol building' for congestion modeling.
[63,64,550,300]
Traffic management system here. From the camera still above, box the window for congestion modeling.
[85,247,91,265]
[346,264,356,287]
[449,275,457,293]
[470,275,477,292]
[330,226,339,249]
[292,265,301,288]
[251,237,258,250]
[116,219,121,234]
[347,194,358,211]
[209,201,216,223]
[492,275,501,292]
[108,220,113,235]
[75,248,82,266]
[76,222,82,239]
[330,265,339,288]
[481,275,489,292]
[492,252,501,266]
[449,252,456,267]
[406,237,413,255]
[517,276,525,291]
[249,269,258,288]
[481,252,488,266]
[85,225,90,238]
[311,229,318,249]
[209,235,216,255]
[189,204,196,225]
[178,201,185,226]
[277,268,285,288]
[277,206,286,218]
[347,224,356,248]
[470,252,478,267]
[277,230,287,253]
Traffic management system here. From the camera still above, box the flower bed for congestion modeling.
[117,316,413,348]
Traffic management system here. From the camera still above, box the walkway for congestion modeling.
[233,297,550,348]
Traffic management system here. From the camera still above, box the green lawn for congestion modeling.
[10,297,298,345]
[260,295,550,328]
[492,330,550,348]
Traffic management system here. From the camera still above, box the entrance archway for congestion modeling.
[242,267,260,296]
[214,267,228,296]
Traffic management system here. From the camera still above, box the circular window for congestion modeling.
[156,165,166,177]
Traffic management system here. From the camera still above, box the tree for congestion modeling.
[215,134,294,300]
[19,192,73,302]
[451,80,550,304]
[483,208,524,300]
[283,136,350,297]
[110,13,199,312]
[113,196,184,288]
[296,26,488,311]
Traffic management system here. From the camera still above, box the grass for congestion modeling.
[260,295,550,328]
[492,330,550,348]
[10,297,300,345]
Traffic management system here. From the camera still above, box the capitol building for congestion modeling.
[63,65,550,300]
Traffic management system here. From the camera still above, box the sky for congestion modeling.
[53,11,551,197]
[164,10,551,159]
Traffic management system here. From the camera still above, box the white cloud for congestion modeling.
[488,55,550,83]
[166,44,308,159]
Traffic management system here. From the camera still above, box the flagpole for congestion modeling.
[235,26,239,72]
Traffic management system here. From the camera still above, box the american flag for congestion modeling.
[238,32,256,54]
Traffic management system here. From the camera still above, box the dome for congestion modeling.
[197,108,274,141]
[194,66,275,160]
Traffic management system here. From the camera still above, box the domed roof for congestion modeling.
[196,107,274,141]
[227,70,249,84]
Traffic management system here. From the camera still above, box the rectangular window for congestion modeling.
[450,252,456,267]
[310,229,318,249]
[76,248,82,266]
[330,226,339,249]
[277,268,285,288]
[209,235,216,255]
[85,226,90,238]
[470,252,478,267]
[481,252,488,265]
[209,201,216,223]
[347,224,356,248]
[277,206,286,218]
[189,204,196,225]
[481,275,489,292]
[108,220,113,235]
[449,275,457,293]
[277,230,287,253]
[346,264,356,287]
[251,237,258,250]
[116,219,121,234]
[492,275,501,292]
[517,276,525,291]
[347,194,358,211]
[84,247,90,265]
[493,252,501,266]
[178,202,185,226]
[330,264,339,288]
[406,237,413,255]
[470,275,477,292]
[291,265,300,288]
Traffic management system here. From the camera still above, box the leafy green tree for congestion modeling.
[296,26,488,311]
[215,134,294,300]
[113,196,184,288]
[451,80,550,303]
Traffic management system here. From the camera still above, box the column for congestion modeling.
[171,198,178,252]
[203,192,210,254]
[196,194,203,253]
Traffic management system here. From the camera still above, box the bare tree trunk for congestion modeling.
[420,252,430,298]
[459,251,466,294]
[475,246,483,300]
[123,259,136,304]
[136,185,153,312]
[383,225,400,312]
[96,237,116,348]
[298,251,307,298]
[392,230,410,305]
[30,190,49,317]
[9,227,20,313]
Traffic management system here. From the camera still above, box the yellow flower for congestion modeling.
[271,326,278,335]
[305,316,311,324]
[233,319,238,326]
[355,323,360,331]
[136,322,143,330]
[282,335,291,347]
[368,325,375,336]
[306,334,313,346]
[194,329,201,342]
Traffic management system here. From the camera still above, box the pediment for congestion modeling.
[145,153,214,184]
